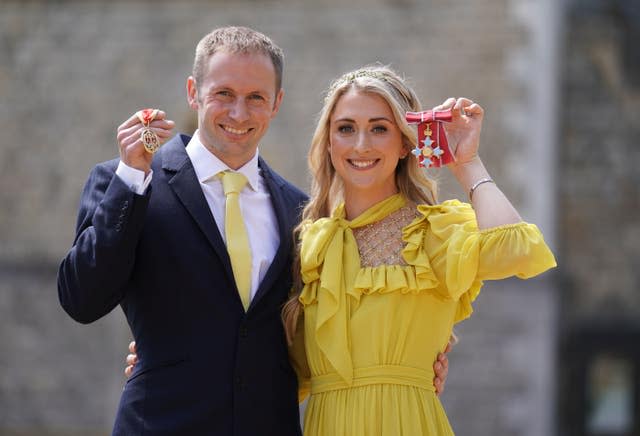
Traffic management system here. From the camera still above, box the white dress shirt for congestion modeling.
[115,131,280,303]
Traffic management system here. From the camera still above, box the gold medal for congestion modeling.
[136,109,161,154]
[141,127,160,153]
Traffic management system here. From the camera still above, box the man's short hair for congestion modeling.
[193,26,284,92]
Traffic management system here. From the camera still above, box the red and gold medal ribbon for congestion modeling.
[137,108,159,125]
[406,109,454,169]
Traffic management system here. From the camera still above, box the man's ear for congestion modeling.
[271,88,285,118]
[186,76,199,110]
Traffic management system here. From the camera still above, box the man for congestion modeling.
[58,26,448,435]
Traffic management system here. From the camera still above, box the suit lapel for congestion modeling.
[249,159,293,310]
[162,135,234,283]
[162,140,295,311]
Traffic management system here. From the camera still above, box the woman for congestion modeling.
[282,65,556,435]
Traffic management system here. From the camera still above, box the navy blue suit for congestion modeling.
[58,134,308,435]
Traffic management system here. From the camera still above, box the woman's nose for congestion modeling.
[354,132,371,152]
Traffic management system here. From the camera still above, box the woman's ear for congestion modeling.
[400,146,410,159]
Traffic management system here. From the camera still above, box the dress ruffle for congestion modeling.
[299,195,408,384]
[298,196,556,382]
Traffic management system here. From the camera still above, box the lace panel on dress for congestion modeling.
[352,204,420,267]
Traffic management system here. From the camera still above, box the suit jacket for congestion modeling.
[58,134,308,436]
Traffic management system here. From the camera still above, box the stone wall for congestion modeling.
[560,0,640,323]
[0,1,560,434]
[558,1,640,433]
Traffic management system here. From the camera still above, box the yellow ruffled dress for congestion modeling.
[294,193,556,436]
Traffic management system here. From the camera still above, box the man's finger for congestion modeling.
[119,110,168,131]
[152,125,175,139]
[149,119,175,130]
[119,112,145,131]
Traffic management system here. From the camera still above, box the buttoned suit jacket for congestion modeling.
[58,134,308,436]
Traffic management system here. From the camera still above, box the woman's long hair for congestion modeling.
[283,65,439,344]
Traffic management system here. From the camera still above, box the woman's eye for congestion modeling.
[372,125,387,133]
[338,125,354,133]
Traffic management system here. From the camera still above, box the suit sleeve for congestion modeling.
[288,316,311,403]
[57,163,150,323]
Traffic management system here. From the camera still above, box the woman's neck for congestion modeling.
[343,185,399,220]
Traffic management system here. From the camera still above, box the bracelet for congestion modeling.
[469,178,494,201]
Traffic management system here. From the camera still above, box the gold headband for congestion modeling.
[326,69,389,99]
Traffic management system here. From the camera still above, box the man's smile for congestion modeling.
[220,124,252,136]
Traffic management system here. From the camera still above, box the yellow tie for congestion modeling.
[219,171,252,311]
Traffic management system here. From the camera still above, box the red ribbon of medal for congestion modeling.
[405,109,454,168]
[136,108,161,154]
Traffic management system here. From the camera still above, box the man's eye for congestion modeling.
[249,94,265,101]
[217,91,232,97]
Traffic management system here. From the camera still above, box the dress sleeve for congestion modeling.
[420,200,557,321]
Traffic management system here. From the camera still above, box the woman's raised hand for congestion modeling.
[434,97,484,166]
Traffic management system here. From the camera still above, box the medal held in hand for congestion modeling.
[406,109,454,169]
[136,108,161,154]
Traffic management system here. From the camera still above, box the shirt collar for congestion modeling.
[186,129,261,191]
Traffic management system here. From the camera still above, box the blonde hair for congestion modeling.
[192,26,284,92]
[283,65,439,343]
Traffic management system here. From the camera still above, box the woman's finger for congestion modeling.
[126,354,138,366]
[433,97,456,111]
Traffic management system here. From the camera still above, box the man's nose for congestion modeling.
[229,99,250,122]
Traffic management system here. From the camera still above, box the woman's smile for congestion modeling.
[347,158,380,169]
